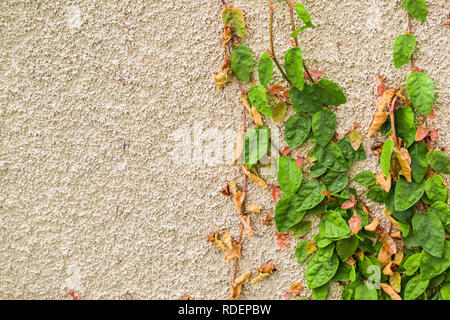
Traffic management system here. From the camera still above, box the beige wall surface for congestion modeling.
[0,0,448,299]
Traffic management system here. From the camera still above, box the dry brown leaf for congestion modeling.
[247,204,261,214]
[415,125,429,141]
[380,283,402,300]
[241,165,268,189]
[376,90,395,111]
[394,146,412,182]
[223,232,241,262]
[306,241,317,254]
[391,231,401,238]
[389,272,402,294]
[364,218,380,232]
[241,94,263,126]
[182,293,194,300]
[393,251,404,266]
[214,67,231,90]
[383,261,394,275]
[262,213,273,226]
[232,134,244,166]
[368,111,389,137]
[381,233,397,254]
[230,282,242,300]
[208,231,226,250]
[222,24,232,51]
[234,190,246,215]
[260,262,275,274]
[221,183,231,197]
[349,130,362,151]
[376,171,392,192]
[240,214,253,238]
[378,245,393,267]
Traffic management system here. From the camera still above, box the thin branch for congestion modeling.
[268,0,292,85]
[287,1,315,83]
[221,0,227,7]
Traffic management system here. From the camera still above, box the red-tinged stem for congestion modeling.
[221,0,227,7]
[269,0,292,85]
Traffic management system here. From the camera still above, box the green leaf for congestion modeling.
[284,113,311,149]
[314,142,349,172]
[412,211,445,258]
[258,51,273,87]
[408,142,428,183]
[316,243,335,262]
[296,180,326,211]
[312,108,337,147]
[428,201,450,232]
[393,34,416,68]
[294,3,314,27]
[365,187,387,204]
[309,163,327,178]
[332,262,353,282]
[290,220,312,237]
[277,156,302,196]
[420,241,450,279]
[403,253,421,276]
[222,7,246,38]
[441,282,450,300]
[306,252,339,289]
[323,172,349,193]
[336,136,366,161]
[354,171,376,186]
[295,240,310,263]
[312,283,329,300]
[355,284,378,300]
[404,275,429,300]
[319,210,351,239]
[401,0,427,22]
[394,106,416,148]
[314,79,347,105]
[275,195,306,232]
[381,139,394,179]
[425,174,448,203]
[230,45,253,83]
[289,84,323,114]
[358,256,381,283]
[336,236,359,262]
[243,126,269,167]
[426,150,450,174]
[394,177,425,211]
[285,47,304,91]
[248,85,272,116]
[406,72,434,116]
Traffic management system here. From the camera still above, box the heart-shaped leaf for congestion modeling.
[412,211,445,258]
[222,7,246,38]
[393,34,416,68]
[426,150,450,174]
[275,195,306,232]
[284,113,311,149]
[406,72,434,116]
[306,252,339,289]
[312,108,337,147]
[323,172,349,193]
[354,171,376,186]
[319,210,352,239]
[425,174,447,203]
[408,142,428,183]
[248,85,272,116]
[420,240,450,279]
[394,177,425,211]
[314,142,349,172]
[289,84,323,114]
[404,275,429,300]
[314,79,347,105]
[401,0,427,22]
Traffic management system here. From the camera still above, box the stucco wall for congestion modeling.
[0,0,448,299]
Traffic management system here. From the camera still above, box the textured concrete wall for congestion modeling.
[0,0,448,299]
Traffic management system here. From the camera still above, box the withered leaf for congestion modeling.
[380,283,402,300]
[381,233,397,255]
[376,90,395,111]
[241,165,268,189]
[368,111,389,137]
[232,133,244,166]
[241,94,263,126]
[349,130,362,151]
[223,232,241,262]
[284,282,302,299]
[306,241,317,254]
[240,214,253,238]
[230,282,242,300]
[389,272,402,293]
[235,270,252,286]
[429,129,438,141]
[394,146,412,182]
[415,125,429,141]
[263,212,273,226]
[393,250,404,266]
[207,231,226,250]
[247,204,261,214]
[275,232,288,249]
[383,261,394,275]
[376,171,392,192]
[378,245,392,267]
[222,24,232,51]
[364,218,380,232]
[272,101,287,123]
[260,262,275,274]
[182,293,194,300]
[250,270,270,285]
[214,67,231,90]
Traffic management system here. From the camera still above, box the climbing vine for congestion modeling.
[208,0,449,300]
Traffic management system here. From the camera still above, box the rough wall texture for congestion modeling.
[0,0,448,299]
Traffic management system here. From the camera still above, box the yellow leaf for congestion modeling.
[223,232,241,262]
[394,146,412,182]
[393,251,404,266]
[212,231,225,250]
[376,90,395,112]
[383,261,394,275]
[389,272,402,293]
[364,218,380,232]
[232,134,244,166]
[272,101,287,123]
[355,249,365,261]
[368,111,389,137]
[241,95,263,126]
[349,130,362,151]
[247,204,261,214]
[306,241,317,254]
[222,24,232,51]
[377,245,392,268]
[214,67,231,90]
[241,165,268,189]
[380,283,402,300]
[376,171,392,192]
